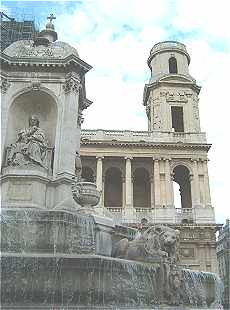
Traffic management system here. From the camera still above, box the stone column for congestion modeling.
[122,176,126,208]
[98,175,104,208]
[96,156,104,191]
[192,159,200,207]
[203,160,212,207]
[125,156,133,208]
[165,158,174,207]
[153,158,161,208]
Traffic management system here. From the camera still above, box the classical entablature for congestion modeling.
[81,139,211,151]
[0,52,92,72]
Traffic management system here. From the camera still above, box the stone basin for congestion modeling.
[72,181,101,208]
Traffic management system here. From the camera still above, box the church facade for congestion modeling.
[0,17,220,274]
[80,41,220,273]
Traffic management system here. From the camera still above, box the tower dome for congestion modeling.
[147,41,192,83]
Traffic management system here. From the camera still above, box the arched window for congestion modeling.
[169,57,178,74]
[82,166,94,182]
[133,168,151,209]
[173,165,192,209]
[104,167,122,208]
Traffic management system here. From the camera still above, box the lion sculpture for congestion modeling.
[112,225,180,263]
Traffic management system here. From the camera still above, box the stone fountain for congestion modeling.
[1,164,223,309]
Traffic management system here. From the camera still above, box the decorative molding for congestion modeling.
[96,156,104,160]
[30,81,41,91]
[1,77,11,94]
[63,78,81,94]
[180,248,195,258]
[124,156,133,160]
[160,90,192,103]
[77,112,84,128]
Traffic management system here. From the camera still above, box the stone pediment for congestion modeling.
[159,74,195,84]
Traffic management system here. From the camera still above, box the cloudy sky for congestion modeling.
[2,0,230,224]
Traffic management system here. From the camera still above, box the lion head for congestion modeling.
[158,226,180,261]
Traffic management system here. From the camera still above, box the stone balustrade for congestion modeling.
[81,129,207,144]
[99,206,215,225]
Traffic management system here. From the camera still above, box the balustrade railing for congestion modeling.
[103,206,196,225]
[175,208,195,223]
[81,129,207,144]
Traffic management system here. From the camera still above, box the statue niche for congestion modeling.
[7,115,48,169]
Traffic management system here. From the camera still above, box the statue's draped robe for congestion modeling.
[8,126,47,168]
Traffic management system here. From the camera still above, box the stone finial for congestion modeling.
[33,13,58,46]
[47,14,56,27]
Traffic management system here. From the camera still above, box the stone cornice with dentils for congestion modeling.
[0,53,92,73]
[80,140,211,151]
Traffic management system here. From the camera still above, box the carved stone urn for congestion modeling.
[72,181,101,208]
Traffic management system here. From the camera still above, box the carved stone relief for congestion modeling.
[160,90,192,103]
[153,104,161,129]
[63,78,80,94]
[1,77,11,94]
[192,95,200,130]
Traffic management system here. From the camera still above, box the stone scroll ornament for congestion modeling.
[7,115,48,169]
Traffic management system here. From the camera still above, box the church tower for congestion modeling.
[143,41,213,212]
[144,41,201,133]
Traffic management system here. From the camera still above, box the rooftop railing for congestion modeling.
[81,129,207,144]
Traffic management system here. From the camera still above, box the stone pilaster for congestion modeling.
[165,158,174,207]
[150,176,155,208]
[57,74,81,176]
[189,173,195,208]
[203,160,212,207]
[125,156,133,208]
[191,159,200,207]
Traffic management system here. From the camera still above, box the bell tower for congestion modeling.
[144,41,201,133]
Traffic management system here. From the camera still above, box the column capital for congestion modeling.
[124,156,133,160]
[153,157,160,162]
[165,157,172,162]
[149,175,154,183]
[96,156,104,160]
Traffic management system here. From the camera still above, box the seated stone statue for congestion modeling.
[7,115,48,169]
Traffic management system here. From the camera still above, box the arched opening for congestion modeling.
[5,90,57,171]
[104,167,122,209]
[173,165,192,209]
[133,168,151,209]
[169,56,178,74]
[7,90,57,147]
[82,166,94,182]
